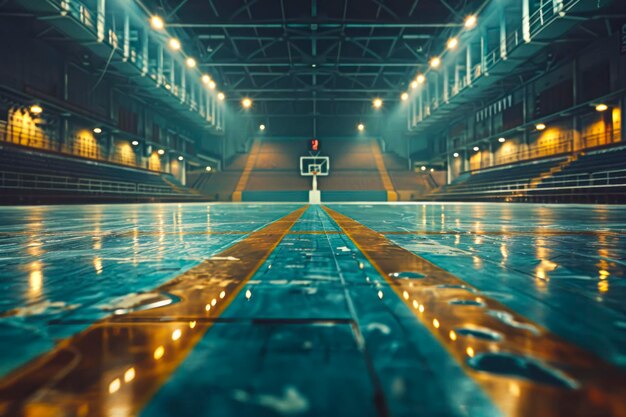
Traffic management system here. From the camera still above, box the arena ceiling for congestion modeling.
[142,0,487,136]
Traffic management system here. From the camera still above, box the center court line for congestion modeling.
[0,206,307,417]
[323,206,626,417]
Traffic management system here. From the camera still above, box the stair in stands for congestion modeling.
[528,153,580,189]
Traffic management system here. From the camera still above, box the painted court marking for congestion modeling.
[0,206,307,417]
[323,206,626,417]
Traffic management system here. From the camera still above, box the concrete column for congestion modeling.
[123,14,130,60]
[466,45,472,87]
[211,95,217,126]
[434,73,440,107]
[572,58,581,150]
[454,63,460,95]
[181,69,186,103]
[142,28,149,75]
[157,45,163,86]
[443,64,449,103]
[480,29,488,76]
[522,0,531,43]
[499,6,507,60]
[418,88,423,121]
[621,96,626,143]
[170,56,175,89]
[96,0,106,42]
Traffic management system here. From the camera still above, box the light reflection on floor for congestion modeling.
[0,202,625,417]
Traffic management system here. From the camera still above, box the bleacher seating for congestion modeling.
[431,157,565,201]
[0,143,203,204]
[201,138,432,201]
[429,144,626,203]
[532,146,626,202]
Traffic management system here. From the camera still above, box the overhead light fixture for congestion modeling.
[178,156,184,161]
[208,80,216,90]
[168,38,181,51]
[259,124,266,131]
[205,166,212,172]
[373,98,383,109]
[311,64,317,68]
[498,137,506,143]
[473,146,480,151]
[430,168,435,172]
[242,97,252,108]
[93,127,102,134]
[447,37,458,50]
[202,74,211,84]
[453,152,459,158]
[421,166,426,171]
[29,104,42,114]
[185,57,196,68]
[595,104,608,112]
[430,57,441,68]
[157,149,165,155]
[536,123,546,131]
[401,92,409,101]
[417,74,426,84]
[357,123,365,132]
[411,81,418,89]
[465,15,477,29]
[217,92,225,101]
[131,140,139,146]
[150,16,164,30]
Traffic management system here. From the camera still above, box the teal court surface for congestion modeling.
[0,202,626,417]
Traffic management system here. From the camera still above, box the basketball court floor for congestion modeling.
[1,202,625,416]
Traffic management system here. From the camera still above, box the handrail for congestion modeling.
[444,168,626,196]
[0,170,183,196]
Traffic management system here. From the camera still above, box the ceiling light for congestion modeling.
[411,81,418,89]
[93,127,102,134]
[421,166,426,171]
[373,98,383,109]
[242,97,252,108]
[217,92,225,101]
[595,104,608,112]
[150,16,164,30]
[202,74,211,84]
[131,140,139,146]
[29,104,42,114]
[417,74,426,84]
[536,123,546,131]
[465,15,477,29]
[453,152,459,158]
[168,38,181,51]
[447,37,458,50]
[185,57,196,68]
[259,124,266,131]
[178,156,184,161]
[430,57,441,68]
[401,92,409,101]
[157,149,165,155]
[205,166,212,172]
[498,137,506,143]
[208,80,216,90]
[357,123,365,132]
[473,146,480,151]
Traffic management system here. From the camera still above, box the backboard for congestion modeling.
[300,156,330,176]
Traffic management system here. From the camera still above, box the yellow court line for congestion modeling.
[0,206,308,417]
[323,206,626,417]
